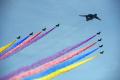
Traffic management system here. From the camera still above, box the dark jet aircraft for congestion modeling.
[29,32,33,35]
[99,45,103,48]
[56,24,60,27]
[79,14,101,21]
[98,38,102,41]
[100,51,104,54]
[97,32,101,35]
[17,36,21,39]
[42,28,46,31]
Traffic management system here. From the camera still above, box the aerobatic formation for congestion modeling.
[0,14,104,80]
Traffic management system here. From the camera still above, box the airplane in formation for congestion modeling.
[56,24,60,27]
[98,38,102,41]
[97,32,101,35]
[99,45,103,48]
[42,28,47,31]
[17,36,21,39]
[100,51,104,54]
[29,32,33,35]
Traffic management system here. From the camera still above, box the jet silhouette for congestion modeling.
[79,14,101,21]
[56,24,60,27]
[17,36,21,39]
[100,51,104,54]
[99,45,103,48]
[98,38,102,41]
[97,32,101,35]
[29,32,33,35]
[42,28,46,31]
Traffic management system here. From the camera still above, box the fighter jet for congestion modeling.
[42,28,46,31]
[97,32,101,35]
[79,14,101,21]
[56,24,60,27]
[99,45,103,48]
[100,51,104,54]
[17,36,21,39]
[29,32,33,35]
[98,38,102,41]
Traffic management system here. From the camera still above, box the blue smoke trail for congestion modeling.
[0,35,30,56]
[24,47,99,80]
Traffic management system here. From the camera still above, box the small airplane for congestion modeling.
[100,51,104,54]
[56,24,60,27]
[99,45,103,48]
[17,36,21,39]
[79,14,101,21]
[42,28,46,31]
[98,38,102,41]
[97,32,101,35]
[29,32,33,35]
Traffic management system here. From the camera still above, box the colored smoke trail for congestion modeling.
[36,55,99,80]
[28,33,98,69]
[11,41,97,79]
[0,31,42,60]
[0,25,58,60]
[0,26,58,80]
[0,35,31,56]
[17,26,57,55]
[24,47,99,80]
[0,40,17,53]
[1,33,97,80]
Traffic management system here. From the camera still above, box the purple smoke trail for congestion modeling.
[1,32,98,80]
[0,26,57,60]
[0,26,58,80]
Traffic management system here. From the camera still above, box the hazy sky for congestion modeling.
[0,0,120,80]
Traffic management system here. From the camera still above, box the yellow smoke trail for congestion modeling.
[0,40,16,53]
[36,55,98,80]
